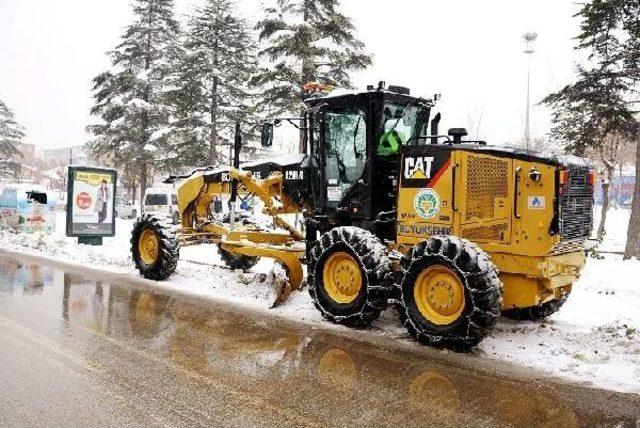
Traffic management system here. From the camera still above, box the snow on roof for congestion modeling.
[241,153,305,168]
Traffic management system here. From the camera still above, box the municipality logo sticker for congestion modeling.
[414,188,440,219]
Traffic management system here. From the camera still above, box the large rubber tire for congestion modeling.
[131,214,180,280]
[502,291,571,321]
[217,244,260,271]
[398,236,503,351]
[307,226,395,328]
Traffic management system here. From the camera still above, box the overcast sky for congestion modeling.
[0,0,581,150]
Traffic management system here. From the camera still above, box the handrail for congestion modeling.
[451,163,459,211]
[514,166,522,219]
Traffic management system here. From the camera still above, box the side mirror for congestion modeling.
[261,122,274,148]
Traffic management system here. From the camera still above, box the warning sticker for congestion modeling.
[528,196,545,210]
[327,186,342,202]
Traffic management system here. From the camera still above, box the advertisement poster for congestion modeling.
[18,195,56,234]
[0,186,18,231]
[66,167,117,237]
[0,186,56,233]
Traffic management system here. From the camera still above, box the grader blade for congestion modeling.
[270,262,294,308]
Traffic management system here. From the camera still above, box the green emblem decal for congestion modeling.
[414,189,440,219]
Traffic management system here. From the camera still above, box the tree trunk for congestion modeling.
[299,0,312,154]
[210,77,218,165]
[209,34,219,166]
[597,166,614,240]
[131,185,137,205]
[624,141,640,259]
[139,161,147,213]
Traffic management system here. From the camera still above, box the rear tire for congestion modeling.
[217,244,260,271]
[398,236,502,351]
[308,226,395,328]
[131,214,179,280]
[502,291,571,321]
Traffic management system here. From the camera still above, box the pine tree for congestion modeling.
[168,0,257,167]
[615,1,640,259]
[252,0,372,152]
[542,0,638,242]
[0,97,24,178]
[87,0,180,207]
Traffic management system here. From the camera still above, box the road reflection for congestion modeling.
[1,255,637,428]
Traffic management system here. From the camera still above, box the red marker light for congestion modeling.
[559,169,570,186]
[588,170,596,186]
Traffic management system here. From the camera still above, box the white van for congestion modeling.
[143,188,179,224]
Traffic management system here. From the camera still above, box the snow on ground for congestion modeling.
[0,209,639,393]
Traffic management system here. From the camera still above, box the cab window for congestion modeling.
[378,103,429,154]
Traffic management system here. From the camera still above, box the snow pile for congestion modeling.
[0,213,133,270]
[0,209,639,393]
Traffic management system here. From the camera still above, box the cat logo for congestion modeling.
[404,156,435,180]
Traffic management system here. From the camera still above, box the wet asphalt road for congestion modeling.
[0,253,639,428]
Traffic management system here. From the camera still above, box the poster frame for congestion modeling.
[66,166,117,238]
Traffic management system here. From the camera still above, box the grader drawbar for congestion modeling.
[132,82,595,351]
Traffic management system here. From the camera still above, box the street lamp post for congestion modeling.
[523,32,538,150]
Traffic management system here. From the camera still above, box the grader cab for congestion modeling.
[131,82,594,350]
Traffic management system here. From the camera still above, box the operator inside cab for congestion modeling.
[377,105,417,156]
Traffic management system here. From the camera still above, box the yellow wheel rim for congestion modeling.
[138,229,159,265]
[322,252,363,304]
[414,264,465,325]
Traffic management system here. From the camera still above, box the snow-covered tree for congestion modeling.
[0,98,24,178]
[542,0,638,244]
[543,0,640,259]
[87,0,180,207]
[168,0,257,167]
[252,0,372,152]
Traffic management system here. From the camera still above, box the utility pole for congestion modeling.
[523,32,538,150]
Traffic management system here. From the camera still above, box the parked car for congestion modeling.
[115,197,137,219]
[143,188,179,224]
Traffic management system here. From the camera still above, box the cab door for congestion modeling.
[322,108,369,218]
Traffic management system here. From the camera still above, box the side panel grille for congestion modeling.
[465,156,509,221]
[461,222,509,242]
[559,166,593,241]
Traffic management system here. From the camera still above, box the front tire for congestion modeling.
[131,214,179,280]
[398,236,502,351]
[308,226,395,328]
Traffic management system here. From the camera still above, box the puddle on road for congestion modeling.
[0,255,638,428]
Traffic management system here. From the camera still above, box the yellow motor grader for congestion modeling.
[131,82,594,350]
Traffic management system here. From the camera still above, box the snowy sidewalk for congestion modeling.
[1,210,639,393]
